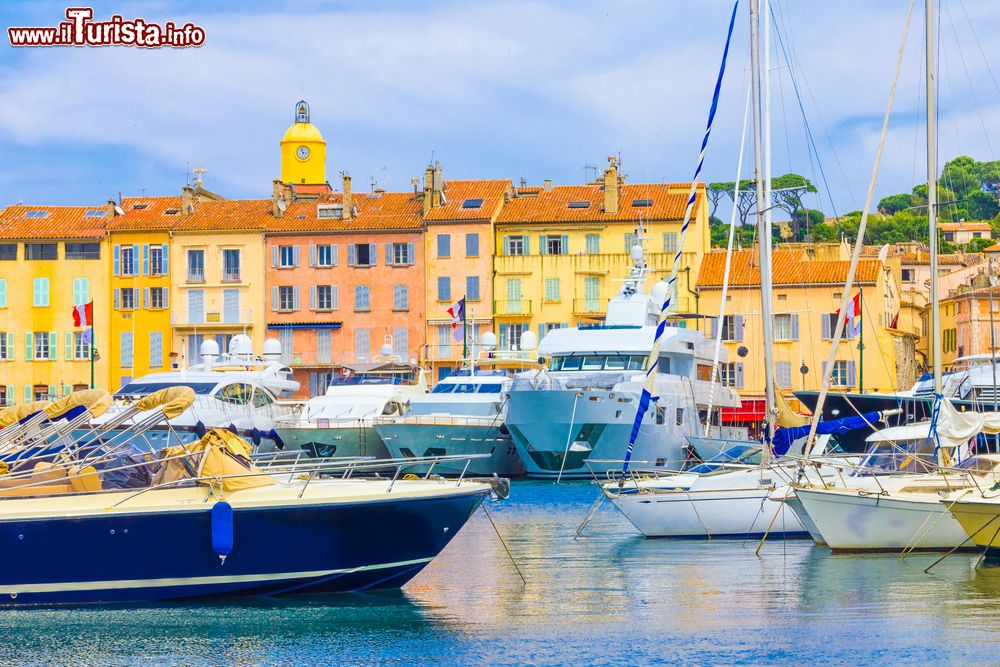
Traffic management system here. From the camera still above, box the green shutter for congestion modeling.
[25,332,33,361]
[4,385,12,406]
[539,235,547,255]
[47,384,56,399]
[561,234,569,252]
[23,385,31,404]
[5,333,12,361]
[49,332,57,361]
[0,278,6,308]
[65,332,73,360]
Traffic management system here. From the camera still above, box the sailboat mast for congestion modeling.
[926,0,941,394]
[750,0,777,448]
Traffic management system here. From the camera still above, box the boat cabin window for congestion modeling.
[477,383,503,394]
[216,383,253,405]
[687,445,762,474]
[857,438,936,475]
[431,383,455,394]
[549,353,647,372]
[253,388,274,408]
[115,381,217,397]
[956,456,1000,474]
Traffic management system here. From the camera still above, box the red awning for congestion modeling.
[721,399,766,424]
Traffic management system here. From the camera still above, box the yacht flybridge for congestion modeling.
[504,234,746,479]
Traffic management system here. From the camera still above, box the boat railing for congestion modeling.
[511,373,627,393]
[373,414,502,428]
[782,454,972,494]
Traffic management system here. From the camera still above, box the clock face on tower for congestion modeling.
[296,145,310,160]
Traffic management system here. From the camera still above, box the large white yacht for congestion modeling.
[504,241,746,479]
[90,335,299,451]
[375,366,525,477]
[273,362,427,459]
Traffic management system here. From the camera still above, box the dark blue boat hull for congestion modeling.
[0,489,487,606]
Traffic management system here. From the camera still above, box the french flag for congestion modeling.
[72,301,93,328]
[835,291,862,337]
[447,297,466,342]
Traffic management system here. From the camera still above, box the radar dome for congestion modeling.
[650,280,670,305]
[520,330,538,351]
[630,243,644,261]
[380,343,394,357]
[262,338,282,360]
[229,333,253,357]
[199,339,220,361]
[480,331,497,351]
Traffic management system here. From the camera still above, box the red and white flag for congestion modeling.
[835,291,861,337]
[447,297,466,342]
[72,301,93,328]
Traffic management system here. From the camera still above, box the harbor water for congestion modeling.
[4,481,1000,665]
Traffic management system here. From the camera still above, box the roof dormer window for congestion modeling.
[632,199,653,207]
[567,201,590,209]
[164,209,179,215]
[24,211,48,218]
[133,204,148,210]
[84,210,106,218]
[461,198,484,209]
[317,205,344,219]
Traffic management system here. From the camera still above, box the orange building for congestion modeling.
[265,176,426,397]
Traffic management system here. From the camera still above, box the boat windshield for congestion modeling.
[550,353,648,372]
[115,381,217,397]
[432,383,504,394]
[855,438,937,475]
[687,445,761,474]
[956,456,1000,474]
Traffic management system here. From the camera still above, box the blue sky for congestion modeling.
[2,0,1000,219]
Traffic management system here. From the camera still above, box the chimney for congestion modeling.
[342,172,353,221]
[543,179,553,192]
[423,165,434,215]
[432,160,444,208]
[271,179,285,218]
[181,185,195,216]
[105,199,117,218]
[603,156,619,214]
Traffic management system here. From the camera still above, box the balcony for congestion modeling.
[187,269,205,283]
[494,300,532,317]
[222,269,241,282]
[573,298,607,316]
[171,309,254,328]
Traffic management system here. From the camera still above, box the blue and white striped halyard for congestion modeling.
[622,0,741,473]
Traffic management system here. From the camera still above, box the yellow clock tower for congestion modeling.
[280,100,327,185]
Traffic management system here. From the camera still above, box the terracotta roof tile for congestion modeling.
[108,197,184,232]
[424,179,511,222]
[170,199,274,232]
[985,243,1000,253]
[696,249,882,288]
[939,221,991,232]
[0,205,108,239]
[269,192,424,233]
[497,183,702,224]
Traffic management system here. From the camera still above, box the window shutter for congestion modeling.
[736,362,745,389]
[539,235,547,255]
[24,385,31,404]
[735,315,744,341]
[25,332,33,361]
[385,243,393,266]
[847,361,857,387]
[4,385,11,406]
[271,245,279,268]
[292,286,300,311]
[561,234,569,252]
[271,286,279,311]
[821,314,831,340]
[503,235,510,255]
[309,285,317,310]
[309,242,317,267]
[331,244,338,266]
[292,245,301,267]
[0,278,6,308]
[791,314,799,340]
[131,244,139,273]
[523,235,530,254]
[49,332,57,361]
[6,333,12,361]
[309,372,318,398]
[821,361,828,381]
[708,317,717,339]
[161,244,169,275]
[348,244,355,266]
[142,244,149,275]
[65,332,73,360]
[331,285,339,310]
[163,289,170,309]
[406,243,414,264]
[113,244,120,276]
[143,287,150,309]
[369,243,377,266]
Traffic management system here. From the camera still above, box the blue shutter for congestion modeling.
[847,361,857,387]
[142,244,149,275]
[161,244,169,275]
[503,235,510,255]
[539,235,548,255]
[292,245,301,267]
[369,243,377,266]
[791,314,799,340]
[821,314,831,340]
[385,243,393,266]
[347,244,355,266]
[561,234,569,252]
[131,244,139,274]
[523,235,530,254]
[113,244,120,276]
[734,315,744,342]
[736,362,745,389]
[438,277,451,302]
[406,243,414,264]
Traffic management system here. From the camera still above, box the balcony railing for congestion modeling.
[222,269,241,282]
[573,297,607,315]
[172,309,254,327]
[187,269,205,282]
[494,299,532,316]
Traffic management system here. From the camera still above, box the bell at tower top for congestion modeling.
[295,100,310,124]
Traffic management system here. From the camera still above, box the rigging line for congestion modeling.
[957,0,1000,101]
[803,0,917,457]
[912,24,926,193]
[622,0,740,472]
[945,3,1000,167]
[767,1,842,226]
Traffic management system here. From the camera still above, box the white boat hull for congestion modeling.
[376,422,525,477]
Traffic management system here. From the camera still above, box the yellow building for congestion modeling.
[493,158,708,349]
[280,100,328,186]
[695,246,915,403]
[0,204,111,402]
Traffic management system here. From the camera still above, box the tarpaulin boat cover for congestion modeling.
[772,411,882,456]
[935,399,1000,450]
[44,389,113,420]
[0,402,49,429]
[776,390,806,428]
[155,428,274,492]
[134,386,196,419]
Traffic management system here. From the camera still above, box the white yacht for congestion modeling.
[375,367,525,477]
[504,242,745,479]
[90,335,299,452]
[273,362,426,459]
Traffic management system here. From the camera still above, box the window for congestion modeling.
[149,245,166,275]
[65,243,100,260]
[624,233,638,251]
[826,360,855,387]
[25,243,57,260]
[461,198,483,209]
[187,249,205,281]
[355,328,370,362]
[393,285,409,310]
[438,277,451,302]
[222,249,240,281]
[0,279,5,308]
[278,286,298,312]
[316,285,337,311]
[466,276,480,301]
[148,287,168,309]
[317,330,333,365]
[466,233,479,257]
[584,276,600,312]
[973,231,983,239]
[33,385,50,402]
[278,245,300,268]
[944,232,955,242]
[719,362,744,388]
[0,244,15,261]
[822,312,856,340]
[506,235,527,255]
[279,329,294,364]
[437,234,451,258]
[545,278,561,302]
[222,289,240,324]
[317,205,343,219]
[71,332,89,360]
[393,327,409,358]
[716,315,743,341]
[34,332,52,360]
[568,201,590,209]
[33,278,49,307]
[24,211,48,218]
[186,290,204,324]
[316,244,337,267]
[499,323,528,351]
[350,243,374,267]
[585,234,600,254]
[632,199,653,207]
[390,243,413,266]
[663,232,678,254]
[773,314,797,341]
[72,278,89,306]
[776,361,792,388]
[355,285,370,311]
[149,332,163,368]
[901,268,915,282]
[120,287,136,310]
[543,235,567,255]
[539,323,567,337]
[0,333,7,360]
[437,324,452,358]
[119,245,135,276]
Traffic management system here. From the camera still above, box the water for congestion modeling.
[4,481,1000,665]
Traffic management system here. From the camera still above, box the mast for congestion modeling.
[926,0,941,395]
[750,0,777,453]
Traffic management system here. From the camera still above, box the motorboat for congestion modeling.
[0,388,493,605]
[88,335,298,452]
[504,235,746,479]
[376,367,525,477]
[273,362,426,459]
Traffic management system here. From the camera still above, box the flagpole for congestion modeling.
[462,294,468,362]
[858,289,864,393]
[90,325,95,389]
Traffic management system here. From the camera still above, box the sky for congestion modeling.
[2,0,1000,220]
